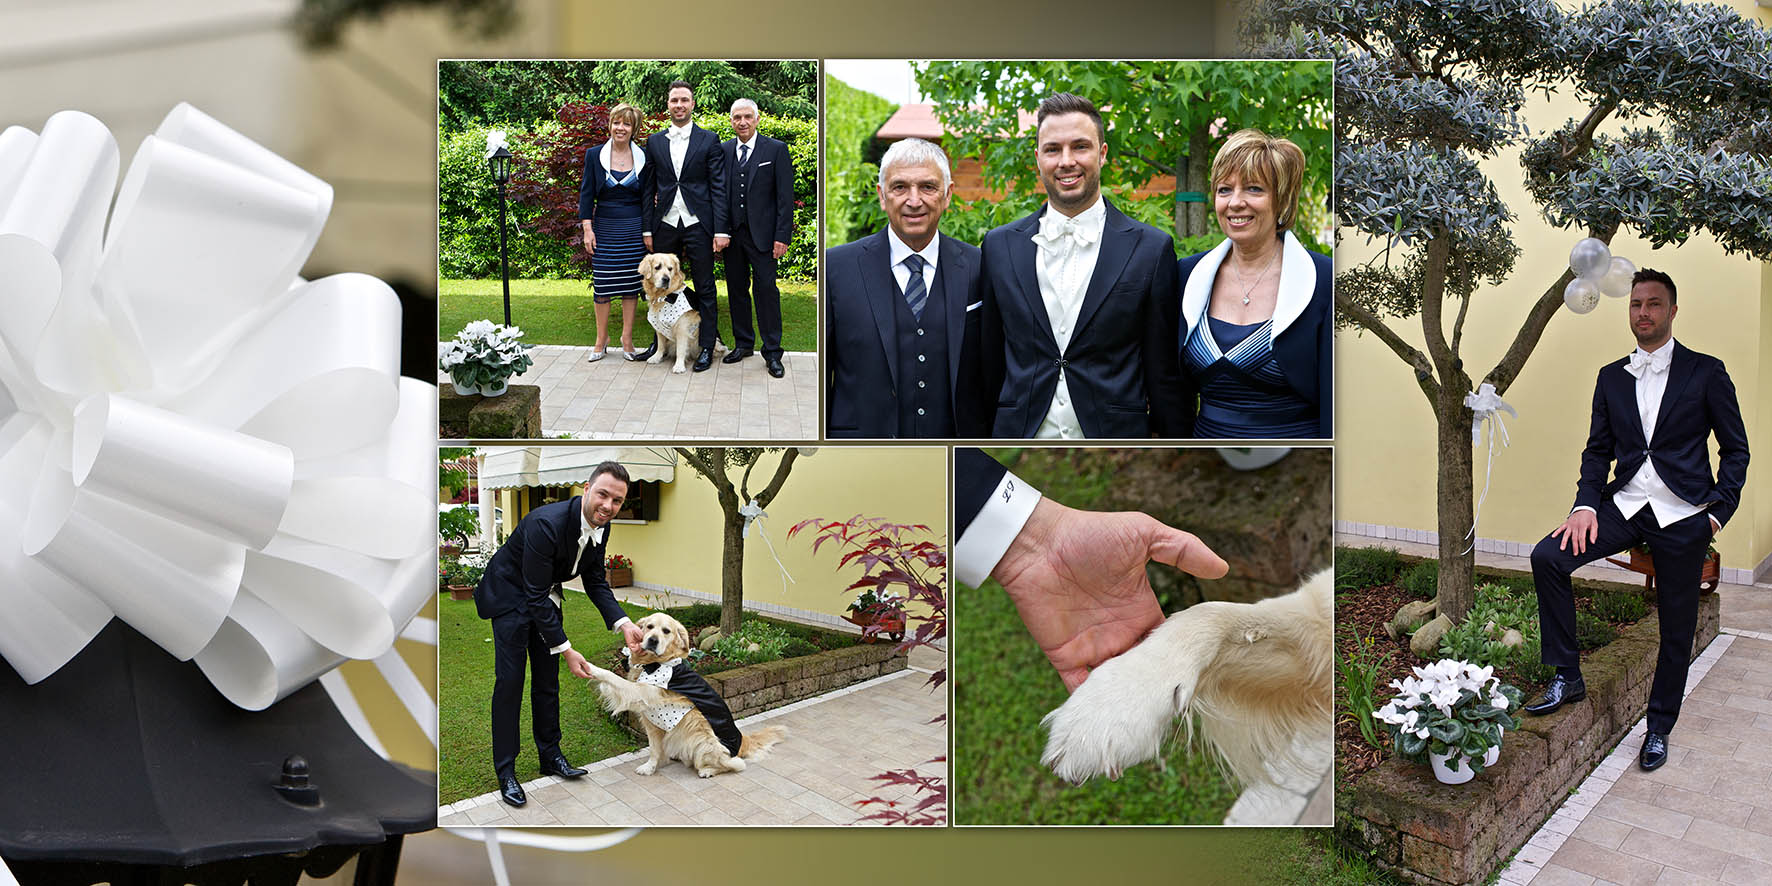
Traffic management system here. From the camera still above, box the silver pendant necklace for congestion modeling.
[1233,249,1278,306]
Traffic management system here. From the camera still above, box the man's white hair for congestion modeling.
[877,138,951,188]
[730,97,759,115]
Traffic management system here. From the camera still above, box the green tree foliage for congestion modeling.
[1248,0,1772,621]
[824,73,897,246]
[914,60,1333,254]
[439,122,574,278]
[295,0,512,49]
[440,60,604,130]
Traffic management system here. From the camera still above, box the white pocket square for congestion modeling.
[758,160,773,166]
[966,301,983,312]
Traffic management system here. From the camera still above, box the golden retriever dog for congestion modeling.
[1040,568,1333,824]
[579,612,786,778]
[636,253,717,373]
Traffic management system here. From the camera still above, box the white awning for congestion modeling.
[477,447,676,489]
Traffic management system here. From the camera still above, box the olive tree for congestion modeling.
[1249,0,1772,619]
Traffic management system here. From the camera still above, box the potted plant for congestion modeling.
[843,589,906,642]
[606,553,634,587]
[439,553,486,600]
[439,320,534,397]
[1373,659,1522,785]
[1607,540,1722,594]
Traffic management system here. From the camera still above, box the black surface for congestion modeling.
[0,621,435,866]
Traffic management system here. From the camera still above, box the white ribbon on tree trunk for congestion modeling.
[0,105,436,712]
[1461,383,1518,555]
[739,498,796,594]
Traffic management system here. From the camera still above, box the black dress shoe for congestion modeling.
[722,347,753,364]
[692,350,714,372]
[1523,675,1586,716]
[629,341,657,363]
[498,772,526,807]
[764,356,784,378]
[1640,732,1668,770]
[540,753,586,779]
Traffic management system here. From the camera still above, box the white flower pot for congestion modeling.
[1484,727,1503,767]
[1430,748,1475,784]
[479,379,508,397]
[452,380,476,396]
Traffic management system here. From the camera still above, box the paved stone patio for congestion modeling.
[440,343,819,441]
[1341,532,1772,884]
[437,666,946,827]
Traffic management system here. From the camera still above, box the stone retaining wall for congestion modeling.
[1340,591,1721,886]
[439,384,541,438]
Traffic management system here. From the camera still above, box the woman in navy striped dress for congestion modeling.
[578,102,654,361]
[1177,129,1333,439]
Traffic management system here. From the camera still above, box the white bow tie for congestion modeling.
[667,127,691,142]
[1625,350,1670,378]
[580,524,605,550]
[1033,213,1097,251]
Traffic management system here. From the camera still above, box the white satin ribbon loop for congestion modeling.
[23,470,244,660]
[168,273,401,459]
[242,547,395,660]
[196,591,343,711]
[278,476,434,560]
[72,393,293,548]
[1462,383,1518,555]
[0,126,41,220]
[740,498,796,593]
[100,134,329,394]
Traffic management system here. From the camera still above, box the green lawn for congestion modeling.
[438,593,647,805]
[440,278,817,351]
[952,576,1241,825]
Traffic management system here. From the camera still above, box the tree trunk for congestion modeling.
[721,511,746,636]
[1177,128,1210,242]
[1435,386,1477,622]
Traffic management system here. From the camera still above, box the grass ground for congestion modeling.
[437,592,643,805]
[439,278,817,351]
[952,576,1240,824]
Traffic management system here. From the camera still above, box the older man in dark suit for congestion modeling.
[720,98,796,378]
[473,462,644,807]
[826,137,988,438]
[643,80,729,372]
[978,93,1185,438]
[1523,269,1748,772]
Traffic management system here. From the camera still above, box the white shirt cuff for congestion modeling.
[549,639,572,655]
[613,616,633,630]
[954,470,1042,588]
[1571,506,1596,516]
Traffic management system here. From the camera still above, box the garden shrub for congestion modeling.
[1575,611,1616,650]
[1438,584,1538,671]
[1588,589,1648,623]
[1515,635,1555,684]
[781,638,818,657]
[1399,559,1439,599]
[712,620,797,664]
[1335,545,1404,591]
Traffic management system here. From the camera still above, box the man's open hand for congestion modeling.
[620,622,646,655]
[562,648,594,680]
[992,498,1229,693]
[1551,508,1600,556]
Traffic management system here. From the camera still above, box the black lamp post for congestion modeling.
[487,145,514,327]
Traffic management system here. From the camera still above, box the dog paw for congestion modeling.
[696,767,717,778]
[646,353,663,364]
[1040,640,1193,783]
[725,756,747,772]
[635,761,657,776]
[672,364,686,374]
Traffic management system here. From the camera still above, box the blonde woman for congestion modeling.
[1177,129,1332,439]
[577,102,654,361]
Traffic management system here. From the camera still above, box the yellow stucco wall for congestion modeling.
[1335,4,1772,579]
[488,449,950,620]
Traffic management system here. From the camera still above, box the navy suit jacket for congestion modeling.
[1574,342,1749,528]
[576,140,654,221]
[474,497,627,649]
[826,229,988,438]
[642,125,727,234]
[722,135,794,251]
[979,199,1186,438]
[954,448,1006,537]
[1177,233,1334,439]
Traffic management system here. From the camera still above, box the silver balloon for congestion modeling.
[1568,238,1612,279]
[1564,277,1600,314]
[1599,256,1637,298]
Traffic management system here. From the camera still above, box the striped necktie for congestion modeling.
[902,253,927,320]
[738,143,750,167]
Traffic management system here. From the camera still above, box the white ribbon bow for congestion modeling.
[739,498,796,593]
[666,125,692,143]
[1033,213,1097,252]
[1461,383,1518,554]
[0,105,436,712]
[1625,349,1669,378]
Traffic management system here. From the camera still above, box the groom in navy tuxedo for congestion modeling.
[474,462,645,807]
[643,79,729,372]
[977,92,1184,438]
[1524,269,1748,772]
